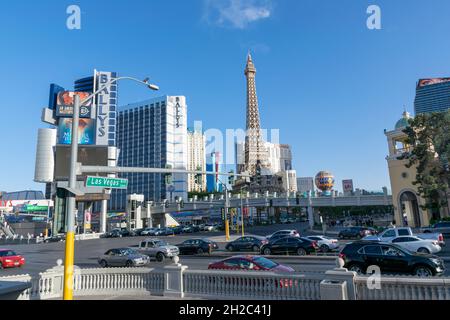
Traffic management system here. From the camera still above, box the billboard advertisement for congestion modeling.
[55,91,92,118]
[57,118,95,145]
[417,78,450,88]
[342,179,354,193]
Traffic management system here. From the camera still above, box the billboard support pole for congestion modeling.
[63,93,80,300]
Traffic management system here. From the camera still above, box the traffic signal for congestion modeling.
[228,170,235,186]
[165,164,173,185]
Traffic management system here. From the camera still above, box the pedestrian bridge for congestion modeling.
[146,192,393,215]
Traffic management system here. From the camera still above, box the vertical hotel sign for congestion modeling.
[94,71,117,146]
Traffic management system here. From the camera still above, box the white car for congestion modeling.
[266,230,300,239]
[389,236,442,254]
[305,235,339,252]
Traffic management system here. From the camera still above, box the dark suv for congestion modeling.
[338,227,375,239]
[339,241,445,277]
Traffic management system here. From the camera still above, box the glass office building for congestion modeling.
[414,78,450,114]
[109,96,188,211]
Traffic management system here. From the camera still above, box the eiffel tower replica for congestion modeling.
[234,54,283,193]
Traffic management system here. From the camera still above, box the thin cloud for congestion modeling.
[203,0,273,29]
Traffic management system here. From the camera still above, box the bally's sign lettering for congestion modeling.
[96,72,112,145]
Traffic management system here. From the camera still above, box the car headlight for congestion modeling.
[430,258,441,265]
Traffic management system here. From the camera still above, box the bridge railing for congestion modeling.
[354,275,450,300]
[183,269,323,300]
[2,261,450,300]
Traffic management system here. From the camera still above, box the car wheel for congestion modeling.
[125,260,133,268]
[156,252,165,262]
[197,248,204,254]
[320,244,330,253]
[227,245,234,252]
[252,245,260,252]
[417,248,430,254]
[263,248,271,255]
[99,260,108,268]
[297,248,307,256]
[414,265,433,277]
[348,264,364,275]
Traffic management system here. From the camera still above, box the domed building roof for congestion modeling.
[395,111,412,130]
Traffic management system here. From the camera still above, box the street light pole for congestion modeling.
[61,76,159,301]
[63,93,80,300]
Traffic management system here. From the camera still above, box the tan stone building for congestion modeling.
[385,111,447,227]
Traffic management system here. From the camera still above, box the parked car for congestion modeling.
[44,234,65,243]
[208,255,294,273]
[338,227,375,239]
[362,227,445,246]
[388,236,442,254]
[266,230,300,240]
[133,228,145,236]
[203,224,216,232]
[339,241,445,277]
[225,236,269,252]
[260,237,318,256]
[0,249,25,269]
[102,229,123,238]
[304,235,339,252]
[182,225,194,233]
[422,221,450,236]
[98,248,149,268]
[136,238,179,262]
[177,238,218,255]
[140,227,157,236]
[170,226,183,234]
[159,227,175,236]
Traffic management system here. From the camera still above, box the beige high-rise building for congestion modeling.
[187,128,206,192]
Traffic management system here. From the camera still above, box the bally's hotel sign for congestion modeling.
[94,71,117,146]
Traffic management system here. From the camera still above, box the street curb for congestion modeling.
[183,252,338,261]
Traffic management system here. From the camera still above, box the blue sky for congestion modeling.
[1,0,450,193]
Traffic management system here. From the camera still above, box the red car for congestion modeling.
[208,255,294,273]
[0,249,25,269]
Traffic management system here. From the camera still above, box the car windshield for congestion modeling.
[253,256,278,269]
[155,241,168,247]
[120,249,137,255]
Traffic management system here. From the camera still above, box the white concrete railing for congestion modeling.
[0,266,165,300]
[183,269,323,300]
[354,275,450,300]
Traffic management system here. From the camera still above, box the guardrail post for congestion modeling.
[160,257,188,298]
[321,258,357,300]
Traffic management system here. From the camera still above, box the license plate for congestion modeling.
[14,262,19,266]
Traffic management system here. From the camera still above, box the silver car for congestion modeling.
[98,248,150,268]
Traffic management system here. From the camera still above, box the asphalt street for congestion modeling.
[1,222,449,277]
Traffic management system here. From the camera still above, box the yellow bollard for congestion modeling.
[63,231,75,300]
[225,219,230,241]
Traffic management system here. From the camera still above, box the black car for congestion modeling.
[170,226,183,235]
[44,234,65,243]
[267,233,291,243]
[159,227,175,236]
[177,239,219,255]
[339,241,445,277]
[103,229,136,238]
[225,236,269,252]
[338,227,374,239]
[260,237,318,256]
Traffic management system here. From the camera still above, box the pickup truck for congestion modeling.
[421,221,450,236]
[362,227,445,246]
[135,238,179,262]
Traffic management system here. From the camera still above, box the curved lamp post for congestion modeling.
[63,76,159,300]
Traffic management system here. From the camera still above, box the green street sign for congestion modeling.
[25,205,49,212]
[85,176,128,189]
